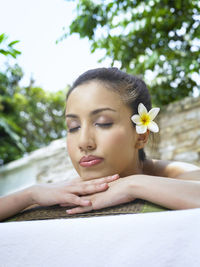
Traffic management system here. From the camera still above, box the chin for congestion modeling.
[80,174,104,181]
[79,170,114,181]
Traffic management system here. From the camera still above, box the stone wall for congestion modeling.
[0,96,200,196]
[146,96,200,166]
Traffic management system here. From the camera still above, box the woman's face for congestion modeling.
[65,80,142,180]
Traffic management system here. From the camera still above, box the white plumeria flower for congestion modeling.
[131,103,160,134]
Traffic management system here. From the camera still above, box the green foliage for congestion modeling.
[0,33,21,58]
[63,0,200,106]
[0,34,67,165]
[0,64,67,166]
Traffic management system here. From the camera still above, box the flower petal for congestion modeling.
[136,125,147,134]
[147,121,159,133]
[138,103,147,117]
[131,114,141,124]
[148,107,160,120]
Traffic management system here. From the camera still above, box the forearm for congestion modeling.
[133,175,200,210]
[175,170,200,181]
[0,186,35,221]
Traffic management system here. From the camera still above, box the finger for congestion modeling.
[69,177,81,184]
[66,205,92,214]
[69,183,109,195]
[60,203,77,207]
[66,194,92,207]
[87,174,119,185]
[103,174,119,182]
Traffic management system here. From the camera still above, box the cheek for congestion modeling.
[101,128,135,153]
[67,136,75,160]
[107,132,125,145]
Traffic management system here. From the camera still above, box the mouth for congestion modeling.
[79,155,104,167]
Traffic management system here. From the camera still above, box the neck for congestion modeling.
[120,155,144,178]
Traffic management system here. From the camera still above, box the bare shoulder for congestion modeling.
[143,159,200,178]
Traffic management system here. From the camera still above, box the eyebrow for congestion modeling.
[65,108,116,118]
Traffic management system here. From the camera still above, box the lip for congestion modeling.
[79,155,104,167]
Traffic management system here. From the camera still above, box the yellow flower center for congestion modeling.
[140,114,150,126]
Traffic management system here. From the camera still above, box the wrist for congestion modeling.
[23,185,38,206]
[128,174,147,199]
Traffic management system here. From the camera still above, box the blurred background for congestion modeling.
[0,0,200,195]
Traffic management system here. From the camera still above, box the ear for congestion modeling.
[135,130,149,149]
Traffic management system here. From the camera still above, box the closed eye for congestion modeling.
[95,123,113,128]
[67,123,113,133]
[67,126,80,133]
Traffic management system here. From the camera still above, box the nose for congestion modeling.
[78,125,96,152]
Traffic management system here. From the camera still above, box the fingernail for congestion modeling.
[82,200,90,205]
[112,174,118,178]
[99,183,107,187]
[66,210,72,214]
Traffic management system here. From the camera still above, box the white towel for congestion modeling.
[1,208,200,267]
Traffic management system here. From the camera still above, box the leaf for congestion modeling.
[8,40,20,47]
[0,33,21,58]
[0,33,7,43]
[0,118,25,152]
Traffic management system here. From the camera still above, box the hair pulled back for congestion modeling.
[66,67,152,161]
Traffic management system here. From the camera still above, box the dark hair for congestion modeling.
[66,67,152,161]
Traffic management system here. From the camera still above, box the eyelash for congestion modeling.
[68,123,113,133]
[95,123,113,128]
[68,127,80,133]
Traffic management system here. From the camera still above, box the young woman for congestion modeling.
[0,67,199,221]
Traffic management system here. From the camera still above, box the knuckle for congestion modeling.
[95,184,102,190]
[68,195,79,203]
[97,178,106,184]
[80,184,88,194]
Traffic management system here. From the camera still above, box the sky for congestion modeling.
[0,0,111,92]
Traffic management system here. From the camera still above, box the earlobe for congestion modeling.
[135,130,149,149]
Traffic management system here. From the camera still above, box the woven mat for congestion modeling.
[5,199,168,222]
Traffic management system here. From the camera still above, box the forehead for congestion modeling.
[66,80,127,113]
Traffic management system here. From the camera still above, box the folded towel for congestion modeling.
[1,208,200,267]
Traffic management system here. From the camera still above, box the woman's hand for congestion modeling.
[0,174,119,221]
[30,174,119,207]
[62,176,136,214]
[63,171,200,213]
